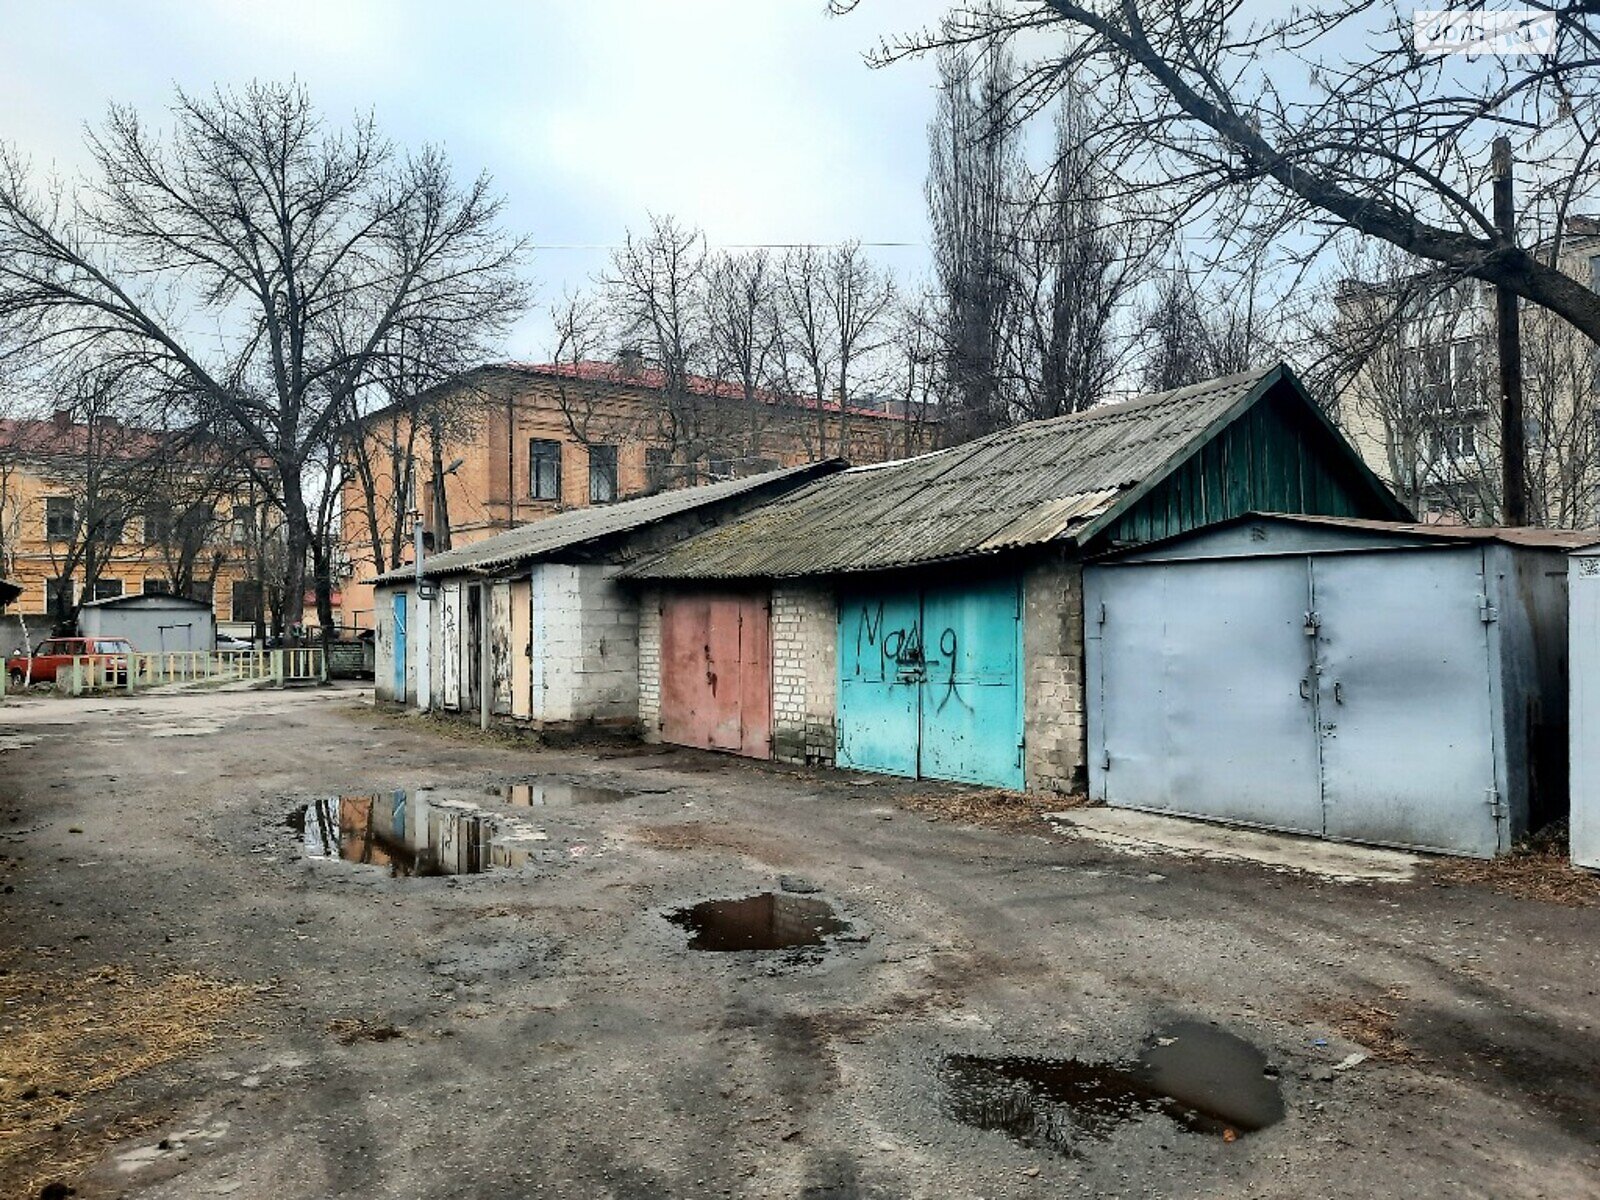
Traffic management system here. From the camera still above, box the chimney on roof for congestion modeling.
[51,409,71,432]
[618,344,644,378]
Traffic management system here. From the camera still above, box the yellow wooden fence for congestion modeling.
[49,648,327,695]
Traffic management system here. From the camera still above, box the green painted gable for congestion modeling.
[1086,374,1407,549]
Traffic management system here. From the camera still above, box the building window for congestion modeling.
[188,579,214,606]
[178,503,213,544]
[46,576,73,621]
[529,438,562,500]
[143,576,172,596]
[588,444,618,504]
[645,447,674,491]
[1430,422,1479,462]
[88,578,124,602]
[144,503,173,544]
[231,504,255,544]
[45,496,76,541]
[231,580,263,624]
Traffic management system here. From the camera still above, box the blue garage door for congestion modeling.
[837,579,1024,789]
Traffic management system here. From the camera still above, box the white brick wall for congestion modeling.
[637,586,661,741]
[770,585,836,765]
[1023,556,1086,793]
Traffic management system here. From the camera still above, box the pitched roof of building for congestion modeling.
[374,459,844,584]
[624,364,1396,580]
[0,413,170,460]
[495,361,919,421]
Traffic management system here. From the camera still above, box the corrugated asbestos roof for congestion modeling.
[374,459,842,584]
[624,365,1286,580]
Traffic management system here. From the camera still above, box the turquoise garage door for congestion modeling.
[837,578,1024,789]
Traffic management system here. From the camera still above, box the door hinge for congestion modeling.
[1486,787,1505,820]
[1478,594,1498,623]
[1101,750,1111,772]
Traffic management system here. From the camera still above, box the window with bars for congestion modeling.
[588,444,618,504]
[232,581,263,624]
[88,577,124,602]
[529,438,562,500]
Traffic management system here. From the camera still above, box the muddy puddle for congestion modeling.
[667,893,849,952]
[487,780,634,806]
[293,790,548,877]
[941,1021,1284,1154]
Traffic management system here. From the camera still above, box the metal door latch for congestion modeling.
[1303,610,1321,637]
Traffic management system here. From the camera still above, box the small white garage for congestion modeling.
[1085,514,1587,858]
[1571,544,1600,871]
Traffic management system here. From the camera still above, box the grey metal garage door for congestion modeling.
[1087,549,1502,856]
[1090,557,1323,834]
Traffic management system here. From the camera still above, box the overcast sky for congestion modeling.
[0,0,945,358]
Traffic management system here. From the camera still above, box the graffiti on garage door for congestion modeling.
[837,578,1024,790]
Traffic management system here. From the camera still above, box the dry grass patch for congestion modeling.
[326,1017,404,1045]
[1314,987,1415,1063]
[0,963,249,1200]
[1434,839,1600,907]
[895,788,1090,829]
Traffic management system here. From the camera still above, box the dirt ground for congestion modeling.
[2,685,1598,1199]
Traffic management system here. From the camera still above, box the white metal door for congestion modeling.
[1090,558,1324,833]
[1311,550,1502,856]
[1571,553,1600,871]
[439,582,461,711]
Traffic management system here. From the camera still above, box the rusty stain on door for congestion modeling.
[660,592,771,758]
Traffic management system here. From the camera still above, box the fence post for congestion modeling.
[127,654,136,695]
[272,649,284,687]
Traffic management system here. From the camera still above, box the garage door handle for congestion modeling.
[1299,678,1311,701]
[1333,681,1344,704]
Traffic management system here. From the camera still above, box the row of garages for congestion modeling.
[374,363,1600,868]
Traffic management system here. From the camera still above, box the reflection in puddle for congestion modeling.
[489,780,634,806]
[941,1022,1284,1154]
[667,893,848,952]
[296,791,546,877]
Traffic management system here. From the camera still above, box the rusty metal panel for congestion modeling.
[490,582,513,716]
[509,579,531,720]
[660,591,770,758]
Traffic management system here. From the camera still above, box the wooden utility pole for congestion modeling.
[1492,136,1527,526]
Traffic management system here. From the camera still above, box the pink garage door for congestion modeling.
[660,592,771,758]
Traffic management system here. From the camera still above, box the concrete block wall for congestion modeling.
[770,585,837,766]
[527,564,640,726]
[1024,555,1086,793]
[637,586,661,742]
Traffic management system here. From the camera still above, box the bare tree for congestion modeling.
[849,1,1600,346]
[0,83,528,641]
[706,250,786,467]
[926,33,1024,439]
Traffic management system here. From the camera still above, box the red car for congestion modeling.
[6,636,135,686]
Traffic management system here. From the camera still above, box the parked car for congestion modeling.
[215,632,255,652]
[6,636,136,686]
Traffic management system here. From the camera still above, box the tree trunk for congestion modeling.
[280,466,311,646]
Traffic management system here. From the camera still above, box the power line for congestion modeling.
[527,240,926,251]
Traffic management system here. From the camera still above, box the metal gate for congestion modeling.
[1088,548,1503,856]
[659,592,771,758]
[439,583,460,710]
[392,593,407,700]
[837,579,1024,789]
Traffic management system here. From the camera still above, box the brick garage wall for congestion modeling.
[637,586,661,742]
[770,585,837,765]
[1024,554,1086,793]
